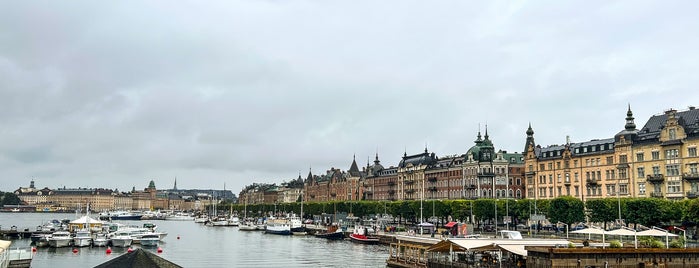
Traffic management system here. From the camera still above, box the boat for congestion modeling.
[48,231,72,248]
[265,218,291,235]
[72,229,92,247]
[139,234,159,247]
[31,233,51,247]
[289,215,305,234]
[228,216,240,226]
[165,212,194,221]
[314,225,345,240]
[93,233,109,247]
[194,215,209,223]
[239,221,258,231]
[99,210,143,221]
[109,231,133,248]
[11,207,20,212]
[349,225,380,244]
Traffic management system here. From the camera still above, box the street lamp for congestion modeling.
[558,222,569,240]
[675,226,687,249]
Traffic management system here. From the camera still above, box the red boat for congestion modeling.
[349,225,380,244]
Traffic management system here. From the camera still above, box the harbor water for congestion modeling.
[0,213,389,267]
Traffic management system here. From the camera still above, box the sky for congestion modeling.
[1,1,697,194]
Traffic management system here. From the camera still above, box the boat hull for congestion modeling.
[349,234,380,244]
[265,228,291,235]
[110,237,133,248]
[93,238,108,247]
[315,231,345,240]
[48,238,72,248]
[73,238,92,247]
[140,239,159,247]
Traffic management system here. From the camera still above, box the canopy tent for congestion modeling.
[636,229,678,237]
[444,222,458,228]
[68,215,104,232]
[605,227,639,249]
[426,238,570,257]
[417,222,435,234]
[570,227,607,248]
[0,239,11,254]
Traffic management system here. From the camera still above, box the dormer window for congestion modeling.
[669,128,676,140]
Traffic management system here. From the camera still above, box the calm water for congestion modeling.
[0,213,389,268]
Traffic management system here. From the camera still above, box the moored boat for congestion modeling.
[99,210,143,221]
[32,233,51,247]
[239,221,258,231]
[48,231,72,248]
[109,231,133,248]
[139,234,159,247]
[93,233,109,247]
[72,229,92,247]
[314,225,345,240]
[264,218,291,235]
[349,225,379,244]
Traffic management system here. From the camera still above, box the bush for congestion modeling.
[609,240,622,248]
[670,239,684,248]
[651,240,665,248]
[568,242,576,248]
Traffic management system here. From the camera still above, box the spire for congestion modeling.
[374,152,381,165]
[349,155,361,176]
[173,177,177,191]
[476,123,483,142]
[625,104,637,130]
[484,124,490,140]
[526,122,534,136]
[424,143,428,153]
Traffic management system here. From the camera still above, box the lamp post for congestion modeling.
[558,222,569,240]
[676,226,687,249]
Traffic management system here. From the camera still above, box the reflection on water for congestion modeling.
[1,213,388,268]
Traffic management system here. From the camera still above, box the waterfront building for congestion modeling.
[304,157,365,202]
[362,153,399,201]
[463,129,525,200]
[397,148,438,201]
[525,106,699,201]
[423,155,463,200]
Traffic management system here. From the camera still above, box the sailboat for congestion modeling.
[291,192,306,235]
[239,199,257,231]
[208,190,231,226]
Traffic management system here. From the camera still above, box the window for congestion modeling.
[636,153,644,162]
[540,164,545,171]
[619,169,627,179]
[652,166,660,175]
[548,163,553,170]
[574,160,578,168]
[639,183,646,195]
[591,171,596,180]
[620,184,628,195]
[652,151,660,160]
[637,167,645,178]
[574,173,579,182]
[606,156,614,165]
[565,160,570,169]
[574,186,579,196]
[548,175,553,184]
[586,172,591,180]
[611,170,615,179]
[619,155,627,163]
[691,163,698,174]
[669,128,676,140]
[606,170,610,180]
[665,149,679,159]
[557,174,562,183]
[586,159,590,166]
[689,147,697,157]
[528,165,533,172]
[549,187,553,196]
[666,165,680,176]
[668,181,681,193]
[557,162,561,169]
[565,173,570,183]
[557,187,562,196]
[597,171,602,180]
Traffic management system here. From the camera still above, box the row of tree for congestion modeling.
[217,197,699,228]
[0,191,21,206]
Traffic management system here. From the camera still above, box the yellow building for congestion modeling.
[525,106,699,201]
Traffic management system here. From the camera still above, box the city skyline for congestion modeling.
[1,2,698,193]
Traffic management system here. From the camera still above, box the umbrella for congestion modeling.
[605,227,638,248]
[637,227,678,249]
[570,227,607,248]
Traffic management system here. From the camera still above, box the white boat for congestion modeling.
[73,229,92,247]
[48,231,72,248]
[228,216,240,226]
[265,218,291,235]
[99,210,143,220]
[139,234,159,247]
[165,212,194,221]
[93,233,108,247]
[208,216,232,226]
[239,221,258,231]
[109,231,133,248]
[194,215,209,223]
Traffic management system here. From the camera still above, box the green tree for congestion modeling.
[586,199,616,229]
[0,192,21,206]
[547,196,584,225]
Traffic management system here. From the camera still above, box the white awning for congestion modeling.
[498,244,527,256]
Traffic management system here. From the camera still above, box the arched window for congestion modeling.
[516,189,522,198]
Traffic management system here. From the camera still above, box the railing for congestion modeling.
[427,177,437,182]
[478,172,495,177]
[687,191,699,199]
[466,184,476,189]
[585,178,598,185]
[650,192,664,198]
[647,174,665,183]
[683,173,699,181]
[404,179,415,185]
[428,186,437,191]
[406,189,416,194]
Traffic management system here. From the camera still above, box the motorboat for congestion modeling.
[139,234,159,247]
[99,210,143,221]
[265,218,291,235]
[314,225,345,240]
[73,229,92,247]
[93,233,109,247]
[289,215,305,234]
[48,231,72,248]
[239,221,258,231]
[31,233,51,247]
[165,212,194,221]
[228,216,240,227]
[194,215,209,223]
[349,225,380,244]
[109,231,133,248]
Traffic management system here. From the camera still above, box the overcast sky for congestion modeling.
[1,1,697,194]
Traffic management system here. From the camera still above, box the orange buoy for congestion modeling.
[72,248,78,253]
[32,247,37,252]
[106,247,112,254]
[157,247,163,253]
[127,247,133,253]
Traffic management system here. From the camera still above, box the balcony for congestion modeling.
[564,180,571,186]
[427,177,437,182]
[647,174,665,184]
[478,172,495,177]
[650,192,664,198]
[617,163,630,169]
[428,186,437,192]
[330,192,337,197]
[683,173,699,181]
[388,181,396,186]
[687,191,699,199]
[585,178,598,186]
[388,190,395,195]
[405,179,415,185]
[406,189,416,194]
[525,171,536,176]
[466,184,476,189]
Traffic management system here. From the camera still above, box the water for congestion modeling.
[0,213,389,267]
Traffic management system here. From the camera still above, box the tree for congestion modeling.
[0,192,21,206]
[586,199,616,229]
[547,196,584,225]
